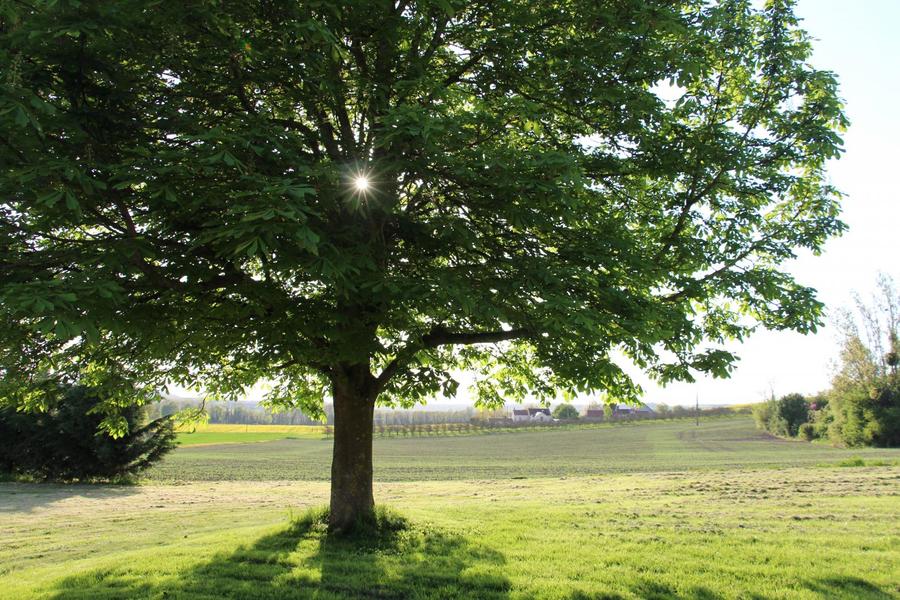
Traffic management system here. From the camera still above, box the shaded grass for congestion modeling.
[48,505,510,600]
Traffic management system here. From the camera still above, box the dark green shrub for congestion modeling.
[776,393,810,437]
[798,422,817,441]
[752,393,810,438]
[828,379,900,447]
[0,385,176,480]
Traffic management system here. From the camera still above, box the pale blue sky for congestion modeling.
[633,0,900,405]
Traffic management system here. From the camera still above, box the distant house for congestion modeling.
[530,408,552,423]
[512,409,531,422]
[584,408,606,421]
[513,408,552,422]
[611,403,654,418]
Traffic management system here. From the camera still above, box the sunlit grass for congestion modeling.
[3,416,898,599]
[2,468,897,599]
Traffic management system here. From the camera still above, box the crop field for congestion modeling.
[176,424,326,447]
[2,416,898,599]
[158,417,899,482]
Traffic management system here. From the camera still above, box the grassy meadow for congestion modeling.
[2,416,898,599]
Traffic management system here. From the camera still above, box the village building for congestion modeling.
[610,403,654,418]
[512,407,553,423]
[583,408,606,421]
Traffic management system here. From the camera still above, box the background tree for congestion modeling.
[827,276,900,447]
[0,0,846,530]
[774,392,809,437]
[552,403,579,420]
[752,399,776,432]
[752,392,809,437]
[0,384,176,480]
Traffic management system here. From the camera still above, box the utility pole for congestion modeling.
[695,392,699,426]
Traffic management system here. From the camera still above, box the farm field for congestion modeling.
[1,416,898,599]
[176,424,326,447]
[158,416,899,482]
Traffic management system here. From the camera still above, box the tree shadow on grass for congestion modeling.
[0,482,140,514]
[568,575,897,600]
[801,576,898,600]
[50,509,510,600]
[568,580,724,600]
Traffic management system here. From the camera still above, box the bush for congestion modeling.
[752,400,776,431]
[798,422,817,441]
[752,393,811,438]
[0,385,176,480]
[828,379,900,447]
[776,393,810,437]
[552,403,579,420]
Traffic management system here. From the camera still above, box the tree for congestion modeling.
[827,276,900,447]
[552,403,579,420]
[0,385,176,480]
[752,393,809,437]
[0,1,846,531]
[775,392,809,437]
[752,399,776,431]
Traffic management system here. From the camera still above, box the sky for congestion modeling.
[628,0,900,406]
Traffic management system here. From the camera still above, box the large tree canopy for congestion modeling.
[0,0,845,529]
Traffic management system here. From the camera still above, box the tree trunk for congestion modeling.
[328,374,376,533]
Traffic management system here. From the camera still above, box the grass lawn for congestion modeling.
[1,416,898,599]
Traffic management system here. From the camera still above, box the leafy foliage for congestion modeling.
[775,393,809,437]
[0,385,176,480]
[552,403,579,420]
[1,2,845,412]
[827,383,900,448]
[825,276,900,447]
[752,392,809,438]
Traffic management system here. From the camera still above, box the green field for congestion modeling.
[2,416,898,599]
[157,417,898,481]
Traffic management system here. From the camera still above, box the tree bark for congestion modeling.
[328,371,376,533]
